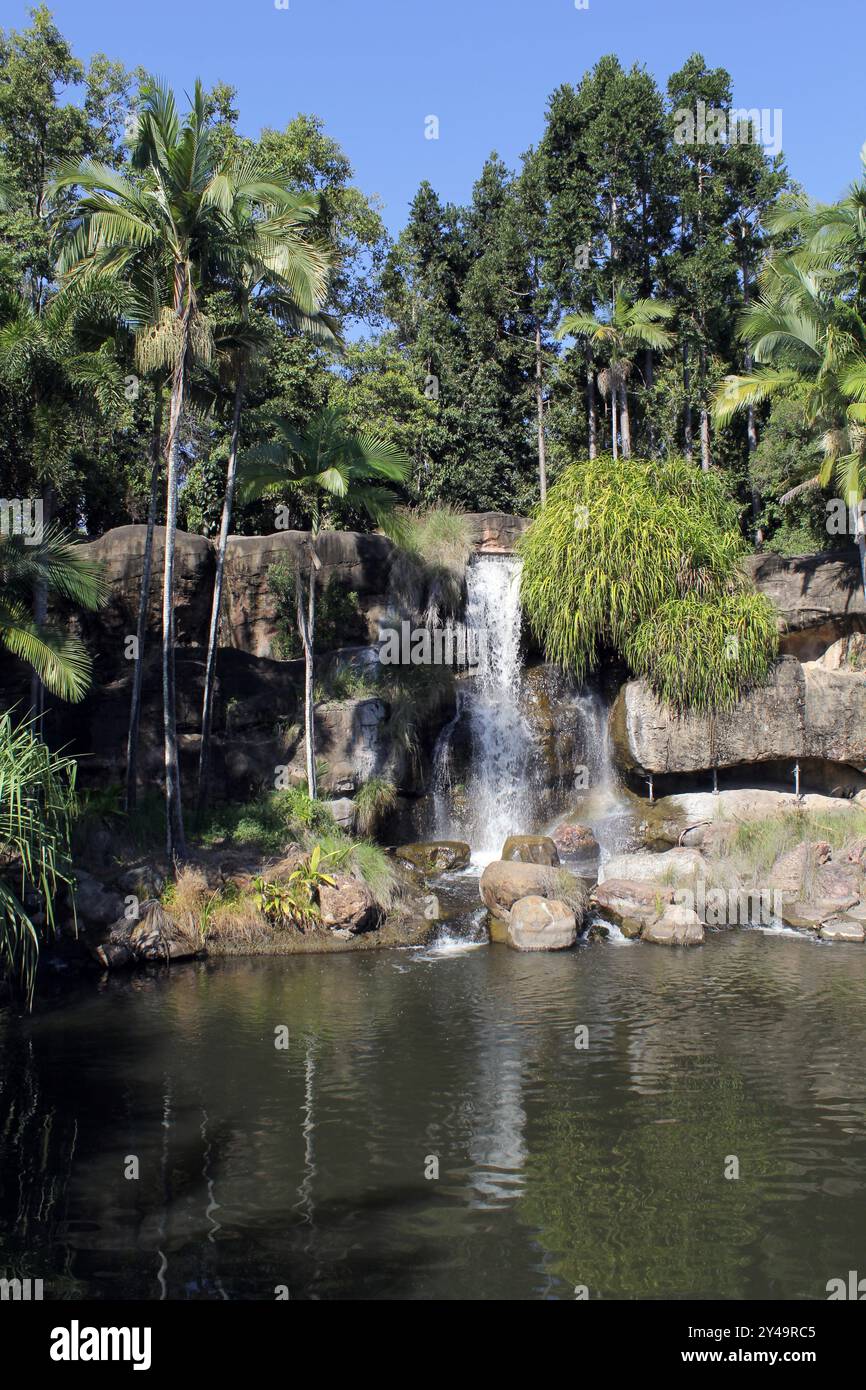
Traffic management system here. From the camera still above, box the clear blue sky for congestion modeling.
[6,0,864,233]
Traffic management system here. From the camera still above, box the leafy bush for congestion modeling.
[626,591,779,713]
[519,456,778,710]
[354,777,397,835]
[0,712,78,997]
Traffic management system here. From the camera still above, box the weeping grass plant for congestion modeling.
[518,456,779,710]
[0,711,78,998]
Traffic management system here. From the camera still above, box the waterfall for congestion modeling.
[433,555,533,857]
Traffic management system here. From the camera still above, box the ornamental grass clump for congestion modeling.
[518,456,779,711]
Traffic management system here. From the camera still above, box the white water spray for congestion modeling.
[433,556,533,856]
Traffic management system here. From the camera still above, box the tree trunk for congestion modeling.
[858,524,866,605]
[197,368,245,817]
[611,381,619,460]
[29,483,53,728]
[699,348,712,471]
[587,348,598,459]
[162,334,187,863]
[683,343,693,462]
[125,388,163,813]
[644,346,655,454]
[296,547,319,800]
[619,379,632,458]
[534,322,547,503]
[742,257,763,544]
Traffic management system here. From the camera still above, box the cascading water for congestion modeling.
[433,555,533,857]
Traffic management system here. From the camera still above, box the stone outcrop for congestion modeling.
[506,895,576,951]
[744,549,866,660]
[612,655,866,780]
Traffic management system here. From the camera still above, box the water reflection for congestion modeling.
[1,930,865,1299]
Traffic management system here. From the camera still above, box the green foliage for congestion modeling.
[0,711,78,998]
[354,777,397,836]
[252,875,320,930]
[518,455,760,690]
[389,505,472,623]
[626,590,779,712]
[268,563,366,658]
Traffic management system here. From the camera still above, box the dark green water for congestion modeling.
[2,927,866,1300]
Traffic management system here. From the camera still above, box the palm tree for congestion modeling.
[238,407,410,798]
[713,255,866,595]
[195,223,338,818]
[54,79,331,859]
[555,289,675,459]
[0,528,104,702]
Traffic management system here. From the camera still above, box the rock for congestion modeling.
[394,841,471,874]
[599,848,706,889]
[93,900,199,968]
[612,655,866,778]
[638,790,862,848]
[779,901,836,930]
[744,549,866,661]
[466,512,531,554]
[506,896,577,951]
[820,919,866,942]
[592,878,675,937]
[73,870,125,927]
[770,842,832,897]
[325,797,356,830]
[318,877,382,934]
[551,822,600,862]
[501,834,560,866]
[480,860,587,924]
[811,632,866,671]
[115,863,168,901]
[642,904,704,946]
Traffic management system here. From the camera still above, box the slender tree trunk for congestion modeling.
[742,256,762,545]
[162,332,187,863]
[642,346,655,455]
[30,483,53,728]
[587,348,598,459]
[699,348,712,471]
[197,368,245,817]
[683,343,693,462]
[125,388,163,813]
[611,383,619,461]
[296,544,319,799]
[859,528,866,605]
[619,379,632,458]
[534,322,547,503]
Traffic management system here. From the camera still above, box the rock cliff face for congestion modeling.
[742,550,866,659]
[611,655,866,783]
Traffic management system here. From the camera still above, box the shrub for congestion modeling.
[355,777,397,835]
[0,711,78,997]
[519,456,778,710]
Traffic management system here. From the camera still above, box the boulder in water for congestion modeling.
[507,896,576,951]
[820,919,866,942]
[592,878,674,938]
[480,860,587,924]
[318,877,382,934]
[393,841,470,874]
[642,904,704,946]
[551,822,600,863]
[501,834,560,866]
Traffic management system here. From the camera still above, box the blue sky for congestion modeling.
[6,0,864,234]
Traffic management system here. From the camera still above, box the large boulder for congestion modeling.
[612,655,866,778]
[479,860,587,924]
[318,877,382,934]
[501,834,559,865]
[599,847,707,889]
[394,841,471,874]
[637,789,861,849]
[592,878,675,938]
[642,903,705,946]
[506,896,577,951]
[551,821,600,864]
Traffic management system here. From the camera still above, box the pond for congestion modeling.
[2,922,865,1300]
